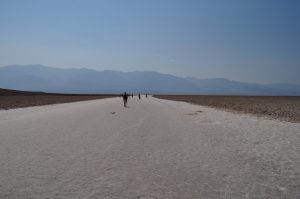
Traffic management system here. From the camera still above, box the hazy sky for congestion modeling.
[0,0,299,84]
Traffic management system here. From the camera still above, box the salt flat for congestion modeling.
[0,96,299,199]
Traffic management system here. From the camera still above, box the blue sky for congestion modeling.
[0,0,299,84]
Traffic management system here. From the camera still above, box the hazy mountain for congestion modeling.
[0,65,299,95]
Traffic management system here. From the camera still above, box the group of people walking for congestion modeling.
[121,92,148,107]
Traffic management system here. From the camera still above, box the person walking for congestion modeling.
[138,93,141,100]
[122,92,129,107]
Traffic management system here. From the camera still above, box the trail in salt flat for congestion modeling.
[0,96,299,198]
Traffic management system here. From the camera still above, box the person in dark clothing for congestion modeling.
[138,93,141,100]
[122,92,129,107]
[146,94,148,98]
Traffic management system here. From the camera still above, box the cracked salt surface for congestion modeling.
[0,97,299,198]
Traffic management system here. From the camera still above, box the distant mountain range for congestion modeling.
[0,65,299,95]
[0,88,45,95]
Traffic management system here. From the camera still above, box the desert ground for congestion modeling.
[155,95,300,123]
[0,88,116,110]
[0,96,299,198]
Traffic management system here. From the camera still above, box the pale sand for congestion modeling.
[0,97,299,198]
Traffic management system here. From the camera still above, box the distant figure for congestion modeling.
[138,93,141,100]
[132,93,134,98]
[122,92,129,107]
[146,94,148,98]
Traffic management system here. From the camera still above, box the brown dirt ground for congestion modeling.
[154,95,300,123]
[0,89,116,110]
